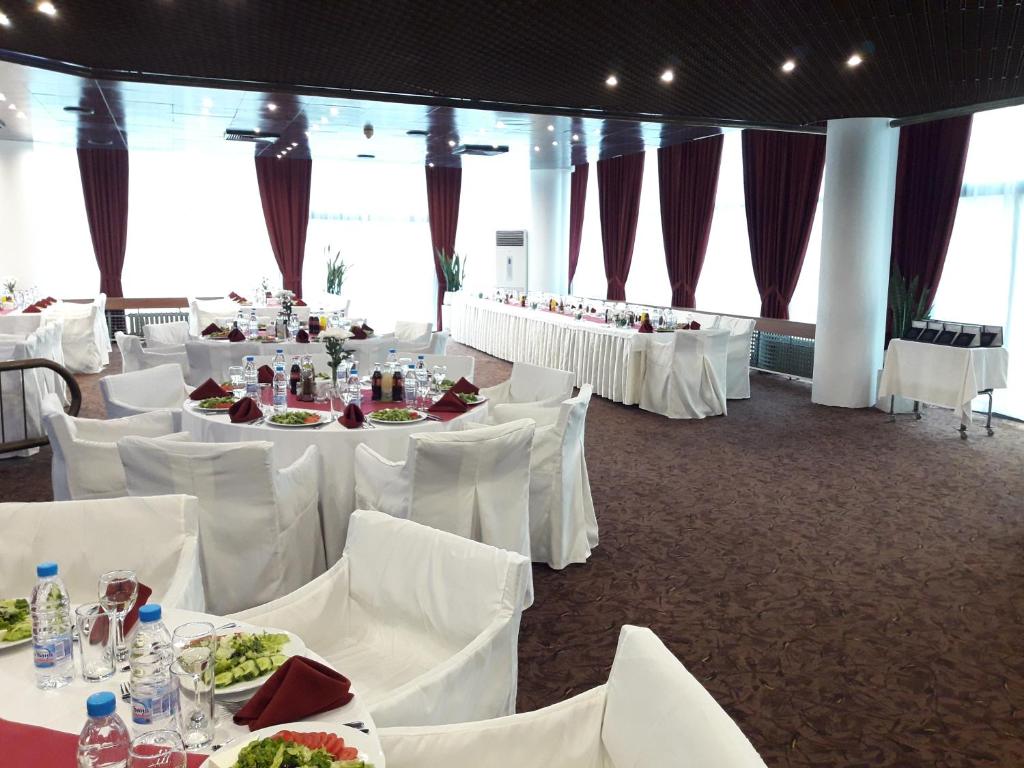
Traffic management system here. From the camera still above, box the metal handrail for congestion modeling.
[0,358,81,453]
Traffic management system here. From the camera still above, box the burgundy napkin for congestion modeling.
[228,327,246,342]
[295,328,310,343]
[189,378,229,400]
[294,298,307,306]
[36,299,52,307]
[89,582,153,645]
[257,364,275,384]
[22,304,41,313]
[349,325,367,340]
[229,397,262,423]
[690,320,702,330]
[233,656,353,731]
[340,403,365,429]
[638,319,654,333]
[200,323,222,336]
[229,291,240,300]
[45,296,56,303]
[362,322,373,334]
[428,390,468,414]
[449,377,479,395]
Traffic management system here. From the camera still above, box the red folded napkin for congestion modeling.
[229,397,262,423]
[190,378,229,400]
[229,291,239,299]
[339,403,365,429]
[228,327,246,342]
[22,304,41,313]
[295,329,310,343]
[349,325,367,340]
[35,299,50,307]
[257,364,275,384]
[690,320,702,330]
[638,319,654,333]
[294,298,307,306]
[233,656,353,731]
[45,296,56,303]
[428,390,468,414]
[201,323,222,336]
[362,322,373,334]
[449,377,479,395]
[89,582,153,645]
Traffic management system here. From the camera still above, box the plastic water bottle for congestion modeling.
[129,604,178,734]
[243,355,258,399]
[386,348,397,367]
[247,309,259,339]
[415,359,430,401]
[416,354,426,370]
[272,347,286,369]
[77,691,130,768]
[404,364,418,406]
[273,364,287,414]
[31,561,74,689]
[346,364,361,404]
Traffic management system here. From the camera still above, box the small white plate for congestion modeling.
[190,401,237,414]
[367,409,428,425]
[201,721,384,767]
[214,627,306,700]
[455,393,487,406]
[0,635,32,651]
[265,411,333,428]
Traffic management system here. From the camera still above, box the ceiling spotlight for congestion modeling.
[547,124,554,131]
[37,2,57,16]
[495,121,505,128]
[0,93,5,102]
[428,162,435,168]
[660,69,674,83]
[363,123,374,139]
[0,12,10,26]
[605,74,618,87]
[8,103,16,110]
[552,140,558,146]
[781,59,796,73]
[847,53,863,67]
[201,97,214,109]
[16,111,25,119]
[448,139,456,147]
[254,127,261,134]
[329,107,339,117]
[572,133,579,141]
[267,103,278,112]
[533,145,540,152]
[290,142,298,147]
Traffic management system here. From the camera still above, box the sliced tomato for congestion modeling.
[303,414,320,424]
[271,731,349,759]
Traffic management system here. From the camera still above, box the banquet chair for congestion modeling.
[185,338,264,386]
[686,311,721,329]
[0,328,55,459]
[639,330,729,419]
[478,362,575,406]
[379,625,767,768]
[115,332,190,378]
[118,437,324,614]
[474,385,597,569]
[188,297,242,335]
[393,320,434,347]
[41,393,187,501]
[0,495,205,611]
[56,300,108,373]
[99,363,189,430]
[354,419,535,592]
[717,316,757,400]
[425,330,450,354]
[143,320,190,347]
[231,509,532,727]
[417,354,474,383]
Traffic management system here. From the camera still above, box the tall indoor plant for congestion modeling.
[437,248,466,297]
[888,262,932,342]
[326,246,348,296]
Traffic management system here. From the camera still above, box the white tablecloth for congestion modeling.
[0,607,378,754]
[182,401,488,566]
[878,339,1010,423]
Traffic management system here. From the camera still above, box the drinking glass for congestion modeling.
[329,386,347,417]
[171,622,216,749]
[228,365,245,399]
[432,365,447,393]
[129,730,187,768]
[75,603,115,681]
[98,570,138,663]
[259,382,274,414]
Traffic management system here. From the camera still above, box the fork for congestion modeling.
[119,682,130,702]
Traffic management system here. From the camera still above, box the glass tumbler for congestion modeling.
[75,603,115,682]
[129,730,187,768]
[228,365,245,399]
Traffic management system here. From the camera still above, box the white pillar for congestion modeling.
[528,168,570,295]
[812,118,900,408]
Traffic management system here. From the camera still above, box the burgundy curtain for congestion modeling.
[657,135,724,308]
[741,130,826,319]
[890,115,973,311]
[568,163,589,287]
[597,152,645,300]
[254,155,312,297]
[425,164,462,330]
[77,148,129,298]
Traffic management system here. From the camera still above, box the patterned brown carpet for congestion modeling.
[3,343,1023,767]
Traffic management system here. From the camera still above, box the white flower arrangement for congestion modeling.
[318,326,353,340]
[273,289,294,300]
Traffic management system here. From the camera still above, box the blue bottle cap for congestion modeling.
[87,691,117,717]
[36,561,58,577]
[276,348,284,354]
[245,355,255,362]
[138,604,162,623]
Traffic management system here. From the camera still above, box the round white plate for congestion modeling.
[191,401,237,414]
[0,635,31,651]
[367,408,427,425]
[265,411,333,428]
[201,720,384,767]
[214,627,306,700]
[455,393,487,405]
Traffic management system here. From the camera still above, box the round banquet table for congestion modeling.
[0,607,379,755]
[182,395,490,566]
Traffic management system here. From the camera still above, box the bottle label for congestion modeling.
[132,688,179,725]
[33,636,72,668]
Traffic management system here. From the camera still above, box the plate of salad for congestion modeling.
[213,629,306,698]
[455,392,486,405]
[438,378,456,391]
[366,408,426,425]
[193,395,237,413]
[0,598,31,649]
[267,410,333,428]
[203,721,382,768]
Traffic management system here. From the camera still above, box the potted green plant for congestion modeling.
[326,247,348,296]
[437,249,466,305]
[888,262,932,343]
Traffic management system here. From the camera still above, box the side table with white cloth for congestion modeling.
[878,339,1009,437]
[638,329,730,419]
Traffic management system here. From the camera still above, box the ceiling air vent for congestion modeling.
[453,144,509,157]
[496,230,525,247]
[225,128,278,143]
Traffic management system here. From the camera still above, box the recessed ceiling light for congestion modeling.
[0,12,10,26]
[605,74,618,87]
[546,124,554,132]
[290,142,297,147]
[16,111,25,119]
[660,69,674,83]
[495,121,505,129]
[428,162,435,168]
[201,97,213,109]
[267,103,278,112]
[8,103,16,110]
[0,93,5,101]
[37,2,57,17]
[572,133,579,141]
[329,107,339,117]
[534,145,540,152]
[552,140,558,146]
[254,127,261,134]
[781,60,796,73]
[448,139,456,147]
[847,53,863,67]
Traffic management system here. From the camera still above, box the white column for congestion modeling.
[528,168,571,295]
[812,118,900,408]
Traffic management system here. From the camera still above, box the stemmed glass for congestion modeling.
[98,570,138,664]
[431,365,447,395]
[171,622,216,749]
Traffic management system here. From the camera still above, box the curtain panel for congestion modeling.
[568,163,589,288]
[77,148,129,298]
[425,164,463,330]
[741,130,826,319]
[254,155,313,297]
[657,135,724,308]
[597,152,645,301]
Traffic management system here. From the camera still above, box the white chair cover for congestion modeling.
[479,362,575,406]
[687,311,721,329]
[144,321,190,347]
[354,420,535,580]
[0,495,205,612]
[115,332,190,378]
[56,300,108,373]
[0,330,51,458]
[424,330,450,354]
[118,437,324,614]
[717,316,756,400]
[394,320,434,347]
[231,510,532,727]
[417,354,475,383]
[639,330,729,419]
[99,364,188,429]
[379,625,768,768]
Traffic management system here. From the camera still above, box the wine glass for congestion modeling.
[432,365,447,394]
[98,570,138,664]
[171,622,216,748]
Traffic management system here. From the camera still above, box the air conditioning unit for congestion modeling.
[495,230,527,292]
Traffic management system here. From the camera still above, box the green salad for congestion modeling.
[269,410,321,425]
[370,408,418,422]
[456,392,479,403]
[0,598,30,643]
[233,736,370,768]
[439,378,455,391]
[214,632,290,688]
[198,395,236,409]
